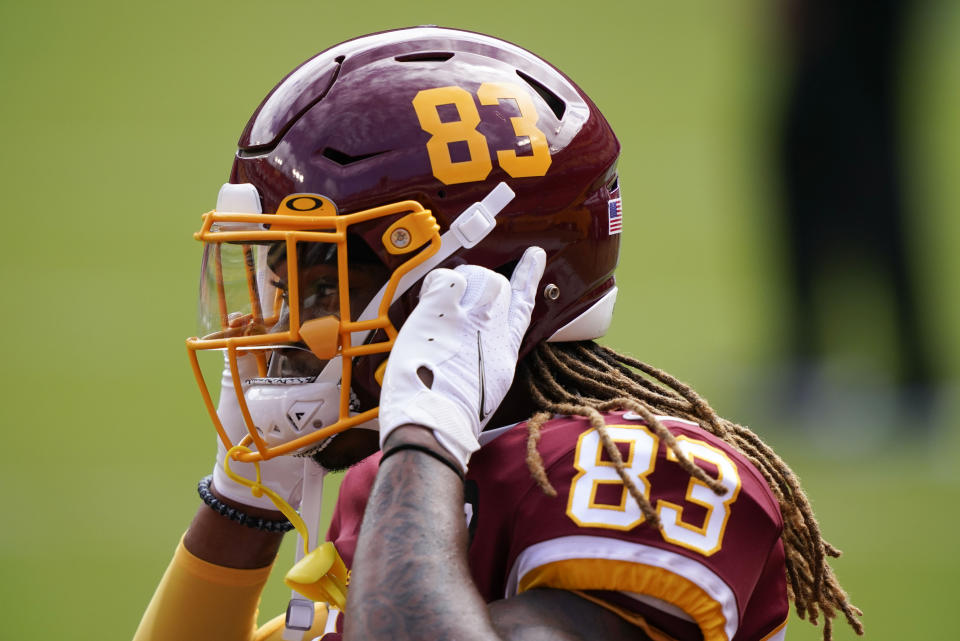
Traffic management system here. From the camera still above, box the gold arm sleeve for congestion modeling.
[133,537,329,641]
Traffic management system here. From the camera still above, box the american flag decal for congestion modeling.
[607,197,622,235]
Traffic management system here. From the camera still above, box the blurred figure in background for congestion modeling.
[777,0,937,428]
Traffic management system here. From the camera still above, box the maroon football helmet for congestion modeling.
[187,26,621,461]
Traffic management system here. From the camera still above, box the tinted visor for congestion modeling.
[197,236,389,375]
[197,241,278,339]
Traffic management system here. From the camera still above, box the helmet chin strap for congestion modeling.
[315,181,516,388]
[283,460,327,640]
[279,182,514,640]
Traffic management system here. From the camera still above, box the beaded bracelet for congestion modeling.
[197,474,295,532]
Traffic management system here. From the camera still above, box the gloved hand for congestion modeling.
[379,246,546,470]
[211,352,305,511]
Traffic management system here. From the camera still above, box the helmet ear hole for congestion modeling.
[300,316,341,360]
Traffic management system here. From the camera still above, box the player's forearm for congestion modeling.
[345,426,498,641]
[183,483,285,569]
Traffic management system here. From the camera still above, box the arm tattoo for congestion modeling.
[345,442,497,641]
[344,429,644,641]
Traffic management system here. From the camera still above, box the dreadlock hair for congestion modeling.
[517,341,863,640]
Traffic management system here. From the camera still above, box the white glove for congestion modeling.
[212,353,305,511]
[379,246,546,470]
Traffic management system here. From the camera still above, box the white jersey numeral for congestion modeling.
[657,436,742,555]
[566,425,659,531]
[566,426,743,556]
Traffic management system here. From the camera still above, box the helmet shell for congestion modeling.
[229,26,621,405]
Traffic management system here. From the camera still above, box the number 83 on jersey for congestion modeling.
[567,424,743,557]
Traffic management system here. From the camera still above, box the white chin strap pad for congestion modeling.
[242,378,340,447]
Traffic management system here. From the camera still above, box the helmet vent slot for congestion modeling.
[238,56,345,154]
[395,51,454,63]
[321,147,388,166]
[516,70,566,120]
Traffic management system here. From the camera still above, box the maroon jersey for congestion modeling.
[327,411,788,641]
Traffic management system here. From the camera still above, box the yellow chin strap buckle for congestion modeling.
[284,541,350,610]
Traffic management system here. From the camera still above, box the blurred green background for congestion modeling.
[1,1,957,639]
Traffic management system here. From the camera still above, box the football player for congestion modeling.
[134,27,862,641]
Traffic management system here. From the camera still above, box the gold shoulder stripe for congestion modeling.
[572,590,681,641]
[518,558,730,641]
